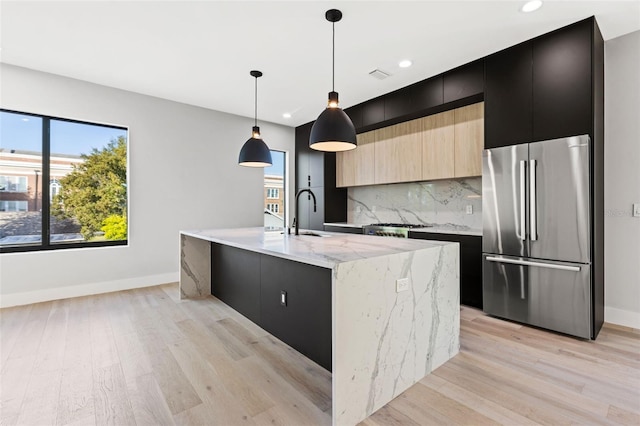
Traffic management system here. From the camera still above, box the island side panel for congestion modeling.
[180,234,211,299]
[332,243,460,426]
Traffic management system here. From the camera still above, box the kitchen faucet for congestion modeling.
[293,188,317,235]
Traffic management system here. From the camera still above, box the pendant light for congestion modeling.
[309,9,357,152]
[239,70,273,167]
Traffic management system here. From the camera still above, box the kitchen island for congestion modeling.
[179,227,459,426]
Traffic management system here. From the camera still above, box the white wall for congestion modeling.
[0,64,295,306]
[604,30,640,328]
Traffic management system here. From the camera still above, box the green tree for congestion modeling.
[53,136,127,240]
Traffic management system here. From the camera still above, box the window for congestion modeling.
[266,188,279,199]
[264,151,286,228]
[0,176,28,192]
[0,201,28,212]
[0,109,128,252]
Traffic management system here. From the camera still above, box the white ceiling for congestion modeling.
[1,1,639,128]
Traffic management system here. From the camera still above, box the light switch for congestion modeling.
[634,203,640,218]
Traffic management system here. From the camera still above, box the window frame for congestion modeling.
[0,108,129,254]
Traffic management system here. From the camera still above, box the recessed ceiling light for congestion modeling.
[399,60,413,68]
[521,0,543,13]
[21,118,29,122]
[282,113,292,119]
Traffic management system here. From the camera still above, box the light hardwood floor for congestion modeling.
[1,283,638,425]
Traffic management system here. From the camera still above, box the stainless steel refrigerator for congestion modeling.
[482,134,596,339]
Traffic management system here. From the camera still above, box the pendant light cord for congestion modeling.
[332,21,335,92]
[254,76,258,127]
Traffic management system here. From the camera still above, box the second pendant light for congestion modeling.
[309,9,357,152]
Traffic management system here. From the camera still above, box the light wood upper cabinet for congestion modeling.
[335,102,484,187]
[374,120,422,185]
[336,131,375,188]
[421,110,455,180]
[454,102,484,178]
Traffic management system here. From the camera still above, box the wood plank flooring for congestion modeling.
[1,283,638,425]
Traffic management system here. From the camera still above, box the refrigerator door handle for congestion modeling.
[519,160,527,241]
[486,256,581,272]
[530,159,538,241]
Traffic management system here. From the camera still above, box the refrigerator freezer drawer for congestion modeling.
[483,255,592,339]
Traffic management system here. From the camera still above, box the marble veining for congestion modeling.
[333,243,459,425]
[347,178,482,231]
[181,227,449,269]
[180,234,211,299]
[179,228,460,426]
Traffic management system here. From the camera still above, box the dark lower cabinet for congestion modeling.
[211,243,261,324]
[261,256,332,371]
[409,232,483,309]
[323,224,363,234]
[211,243,333,371]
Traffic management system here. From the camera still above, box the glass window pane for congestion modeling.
[0,111,43,247]
[264,150,285,228]
[50,120,127,244]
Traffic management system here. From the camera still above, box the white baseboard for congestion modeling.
[0,272,179,308]
[605,306,640,329]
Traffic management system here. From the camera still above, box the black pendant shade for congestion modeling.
[309,106,356,152]
[239,71,273,167]
[309,9,357,152]
[239,126,272,167]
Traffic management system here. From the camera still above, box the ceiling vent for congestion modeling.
[369,69,391,80]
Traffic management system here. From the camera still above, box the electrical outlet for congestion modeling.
[396,278,409,293]
[634,203,640,217]
[466,205,473,215]
[371,205,376,213]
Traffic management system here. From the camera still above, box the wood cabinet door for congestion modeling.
[454,102,484,178]
[374,120,422,184]
[422,111,455,180]
[336,130,375,188]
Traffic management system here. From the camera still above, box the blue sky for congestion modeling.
[264,150,285,177]
[1,110,126,156]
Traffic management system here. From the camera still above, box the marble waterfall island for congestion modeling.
[180,228,460,426]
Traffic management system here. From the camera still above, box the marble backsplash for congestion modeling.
[347,178,482,231]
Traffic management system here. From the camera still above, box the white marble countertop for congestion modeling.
[323,222,482,237]
[181,227,453,269]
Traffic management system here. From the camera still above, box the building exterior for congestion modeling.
[0,149,82,212]
[264,174,284,218]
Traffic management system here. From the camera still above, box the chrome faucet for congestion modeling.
[294,188,317,235]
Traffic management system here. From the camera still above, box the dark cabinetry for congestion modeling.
[211,245,332,371]
[532,19,592,141]
[261,256,332,371]
[295,123,346,230]
[409,232,483,309]
[443,60,484,104]
[485,18,597,148]
[210,243,261,323]
[485,42,533,148]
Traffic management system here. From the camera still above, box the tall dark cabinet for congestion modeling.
[485,17,600,148]
[484,16,605,338]
[294,123,347,230]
